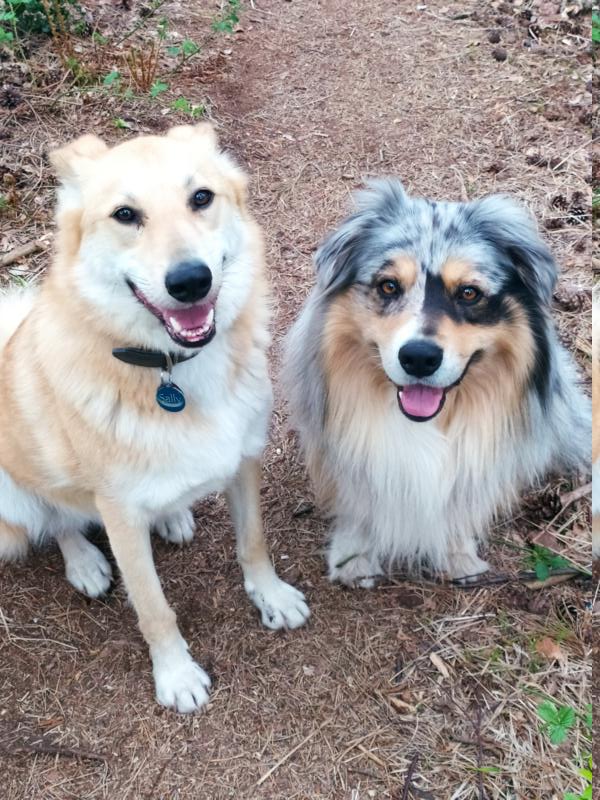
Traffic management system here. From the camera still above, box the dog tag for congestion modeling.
[156,381,186,412]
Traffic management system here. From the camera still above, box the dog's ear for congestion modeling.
[314,214,364,296]
[316,178,409,296]
[49,134,108,186]
[467,195,557,305]
[167,122,218,149]
[222,157,248,211]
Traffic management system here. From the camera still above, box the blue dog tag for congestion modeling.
[156,381,186,412]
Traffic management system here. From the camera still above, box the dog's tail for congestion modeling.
[0,286,36,353]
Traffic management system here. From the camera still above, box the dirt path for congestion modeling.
[0,2,592,799]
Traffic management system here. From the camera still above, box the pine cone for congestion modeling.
[0,87,22,110]
[553,287,590,312]
[538,487,562,519]
[551,194,569,210]
[567,205,587,225]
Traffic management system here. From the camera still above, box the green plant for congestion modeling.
[212,0,240,33]
[170,96,205,118]
[563,754,592,800]
[2,0,81,36]
[103,69,121,88]
[537,701,592,798]
[167,38,200,59]
[0,9,16,44]
[537,700,575,744]
[592,13,600,44]
[149,79,168,98]
[156,15,169,40]
[524,544,572,581]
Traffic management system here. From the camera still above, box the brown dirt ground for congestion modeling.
[0,1,594,798]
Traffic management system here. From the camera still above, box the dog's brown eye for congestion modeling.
[112,206,138,224]
[458,285,481,304]
[378,279,401,298]
[191,189,214,209]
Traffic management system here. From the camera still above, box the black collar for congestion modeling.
[112,347,198,370]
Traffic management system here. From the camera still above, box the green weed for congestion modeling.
[170,96,205,118]
[524,544,572,581]
[536,701,592,798]
[212,0,240,34]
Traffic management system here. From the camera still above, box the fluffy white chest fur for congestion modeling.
[1,333,272,537]
[107,345,273,515]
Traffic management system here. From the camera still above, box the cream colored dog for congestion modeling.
[0,124,309,712]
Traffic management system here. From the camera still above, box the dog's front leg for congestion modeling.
[95,496,211,713]
[446,533,490,583]
[227,458,310,630]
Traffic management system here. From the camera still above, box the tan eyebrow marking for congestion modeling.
[384,254,418,290]
[441,259,484,292]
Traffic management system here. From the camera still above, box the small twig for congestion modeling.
[559,482,591,508]
[0,737,109,762]
[473,706,485,800]
[400,753,419,800]
[0,240,47,268]
[451,567,590,588]
[357,743,386,768]
[256,718,331,786]
[551,137,597,172]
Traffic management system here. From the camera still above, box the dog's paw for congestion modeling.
[64,540,113,598]
[155,509,196,545]
[446,550,490,584]
[153,653,211,713]
[328,552,383,589]
[245,574,310,630]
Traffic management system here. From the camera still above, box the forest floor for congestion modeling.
[0,1,594,798]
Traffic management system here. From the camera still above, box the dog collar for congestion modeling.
[112,347,198,370]
[112,347,198,412]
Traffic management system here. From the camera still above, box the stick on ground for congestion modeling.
[256,717,332,787]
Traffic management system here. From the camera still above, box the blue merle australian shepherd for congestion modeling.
[284,180,590,584]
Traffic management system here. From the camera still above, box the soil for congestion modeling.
[0,1,594,798]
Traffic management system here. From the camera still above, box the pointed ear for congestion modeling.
[167,122,218,149]
[49,134,108,187]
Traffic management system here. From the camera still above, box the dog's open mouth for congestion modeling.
[396,351,482,422]
[397,384,447,422]
[128,281,216,348]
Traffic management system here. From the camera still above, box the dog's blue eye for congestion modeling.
[191,189,214,209]
[112,207,138,224]
[457,285,482,304]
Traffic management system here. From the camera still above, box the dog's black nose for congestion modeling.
[398,340,443,378]
[165,261,212,303]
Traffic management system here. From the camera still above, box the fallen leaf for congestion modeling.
[535,637,565,661]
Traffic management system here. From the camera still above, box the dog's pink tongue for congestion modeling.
[399,385,444,418]
[166,303,213,330]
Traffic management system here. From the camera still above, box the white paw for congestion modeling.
[64,540,113,598]
[153,650,211,713]
[446,550,490,583]
[328,552,383,588]
[154,509,195,545]
[245,574,310,630]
